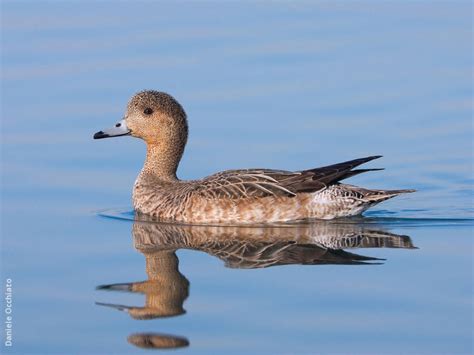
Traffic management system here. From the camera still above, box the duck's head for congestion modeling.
[94,90,188,146]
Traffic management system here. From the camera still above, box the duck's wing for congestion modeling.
[194,168,299,199]
[194,155,383,199]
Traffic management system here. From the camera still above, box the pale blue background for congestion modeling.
[1,1,473,354]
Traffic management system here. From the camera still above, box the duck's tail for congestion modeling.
[364,188,416,203]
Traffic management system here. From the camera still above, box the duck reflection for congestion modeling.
[131,220,415,269]
[96,218,415,350]
[97,248,188,319]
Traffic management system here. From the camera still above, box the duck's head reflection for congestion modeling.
[96,218,416,349]
[96,247,188,319]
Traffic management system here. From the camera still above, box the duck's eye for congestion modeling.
[143,108,153,115]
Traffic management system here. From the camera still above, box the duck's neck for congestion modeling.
[142,143,181,181]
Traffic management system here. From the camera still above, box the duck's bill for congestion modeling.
[93,119,131,139]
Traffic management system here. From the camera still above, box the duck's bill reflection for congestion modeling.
[93,119,131,139]
[95,301,134,312]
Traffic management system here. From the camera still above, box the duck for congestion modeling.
[93,90,414,224]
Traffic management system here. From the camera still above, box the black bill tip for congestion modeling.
[93,131,109,139]
[96,283,133,292]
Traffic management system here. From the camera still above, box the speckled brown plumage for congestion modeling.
[95,90,415,224]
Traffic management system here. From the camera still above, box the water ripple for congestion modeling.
[96,208,474,228]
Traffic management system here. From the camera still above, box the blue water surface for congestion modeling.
[1,1,473,354]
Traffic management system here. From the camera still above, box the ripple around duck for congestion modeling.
[96,208,474,228]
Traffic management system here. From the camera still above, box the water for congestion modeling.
[1,1,473,354]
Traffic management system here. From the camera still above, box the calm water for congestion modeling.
[1,1,473,354]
